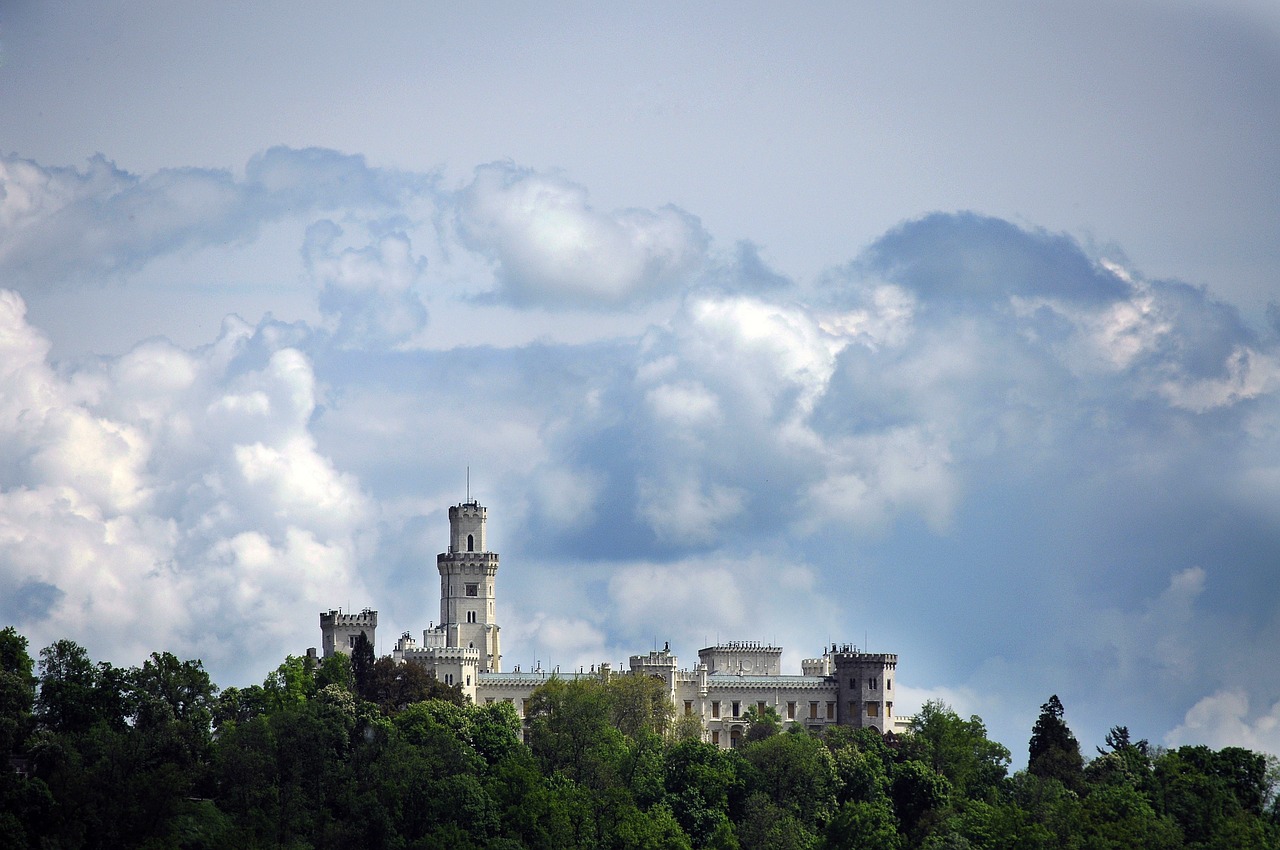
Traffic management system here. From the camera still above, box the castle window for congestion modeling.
[827,701,835,720]
[787,701,796,720]
[711,701,720,719]
[467,534,474,552]
[757,701,766,715]
[887,679,891,690]
[867,702,879,717]
[467,611,477,623]
[869,678,877,689]
[466,583,478,597]
[466,676,471,686]
[486,698,494,704]
[732,701,740,718]
[712,730,720,746]
[809,701,818,719]
[684,700,692,716]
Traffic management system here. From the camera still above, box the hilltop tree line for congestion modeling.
[2,625,1280,849]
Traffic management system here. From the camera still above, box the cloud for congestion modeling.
[1166,690,1280,754]
[305,220,430,349]
[0,148,423,289]
[0,291,373,676]
[454,162,711,307]
[8,148,1280,763]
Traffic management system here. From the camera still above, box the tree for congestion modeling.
[0,626,36,754]
[742,729,839,830]
[663,737,742,846]
[352,633,376,701]
[888,759,951,837]
[904,700,1010,799]
[130,651,217,768]
[1079,784,1181,850]
[823,799,902,850]
[526,676,624,786]
[743,704,782,742]
[608,673,674,739]
[262,654,316,711]
[367,656,463,714]
[34,640,129,734]
[1027,695,1083,791]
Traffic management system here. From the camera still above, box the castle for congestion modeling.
[319,500,904,746]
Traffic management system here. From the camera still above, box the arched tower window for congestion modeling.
[467,534,474,552]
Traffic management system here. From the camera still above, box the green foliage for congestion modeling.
[905,700,1011,800]
[743,703,782,742]
[0,626,36,754]
[261,653,316,710]
[1079,784,1182,850]
[889,758,952,836]
[352,630,376,700]
[824,799,902,850]
[741,728,839,830]
[367,655,464,714]
[610,672,676,738]
[1027,695,1083,791]
[10,628,1280,850]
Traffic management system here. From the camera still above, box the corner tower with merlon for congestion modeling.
[833,646,897,732]
[437,500,501,673]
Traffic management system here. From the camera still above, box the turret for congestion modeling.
[436,500,502,672]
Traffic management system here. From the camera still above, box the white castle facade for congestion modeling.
[320,500,905,746]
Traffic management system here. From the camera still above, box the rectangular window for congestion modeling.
[757,701,766,715]
[712,701,720,719]
[787,701,796,720]
[887,679,892,691]
[486,698,494,704]
[684,700,693,716]
[521,699,529,716]
[867,702,879,717]
[887,702,892,717]
[849,701,857,719]
[809,701,818,719]
[827,701,835,720]
[732,701,740,718]
[466,583,478,597]
[712,730,720,746]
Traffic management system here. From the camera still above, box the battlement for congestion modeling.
[699,641,783,676]
[450,500,486,519]
[437,551,500,563]
[319,608,377,658]
[320,608,378,627]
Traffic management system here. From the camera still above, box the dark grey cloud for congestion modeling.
[0,148,428,289]
[855,212,1130,308]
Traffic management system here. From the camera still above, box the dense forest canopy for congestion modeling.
[2,625,1279,850]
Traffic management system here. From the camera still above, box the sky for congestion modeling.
[2,0,1280,763]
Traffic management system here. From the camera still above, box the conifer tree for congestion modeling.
[1028,694,1084,790]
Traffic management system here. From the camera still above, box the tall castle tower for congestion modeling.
[436,500,501,673]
